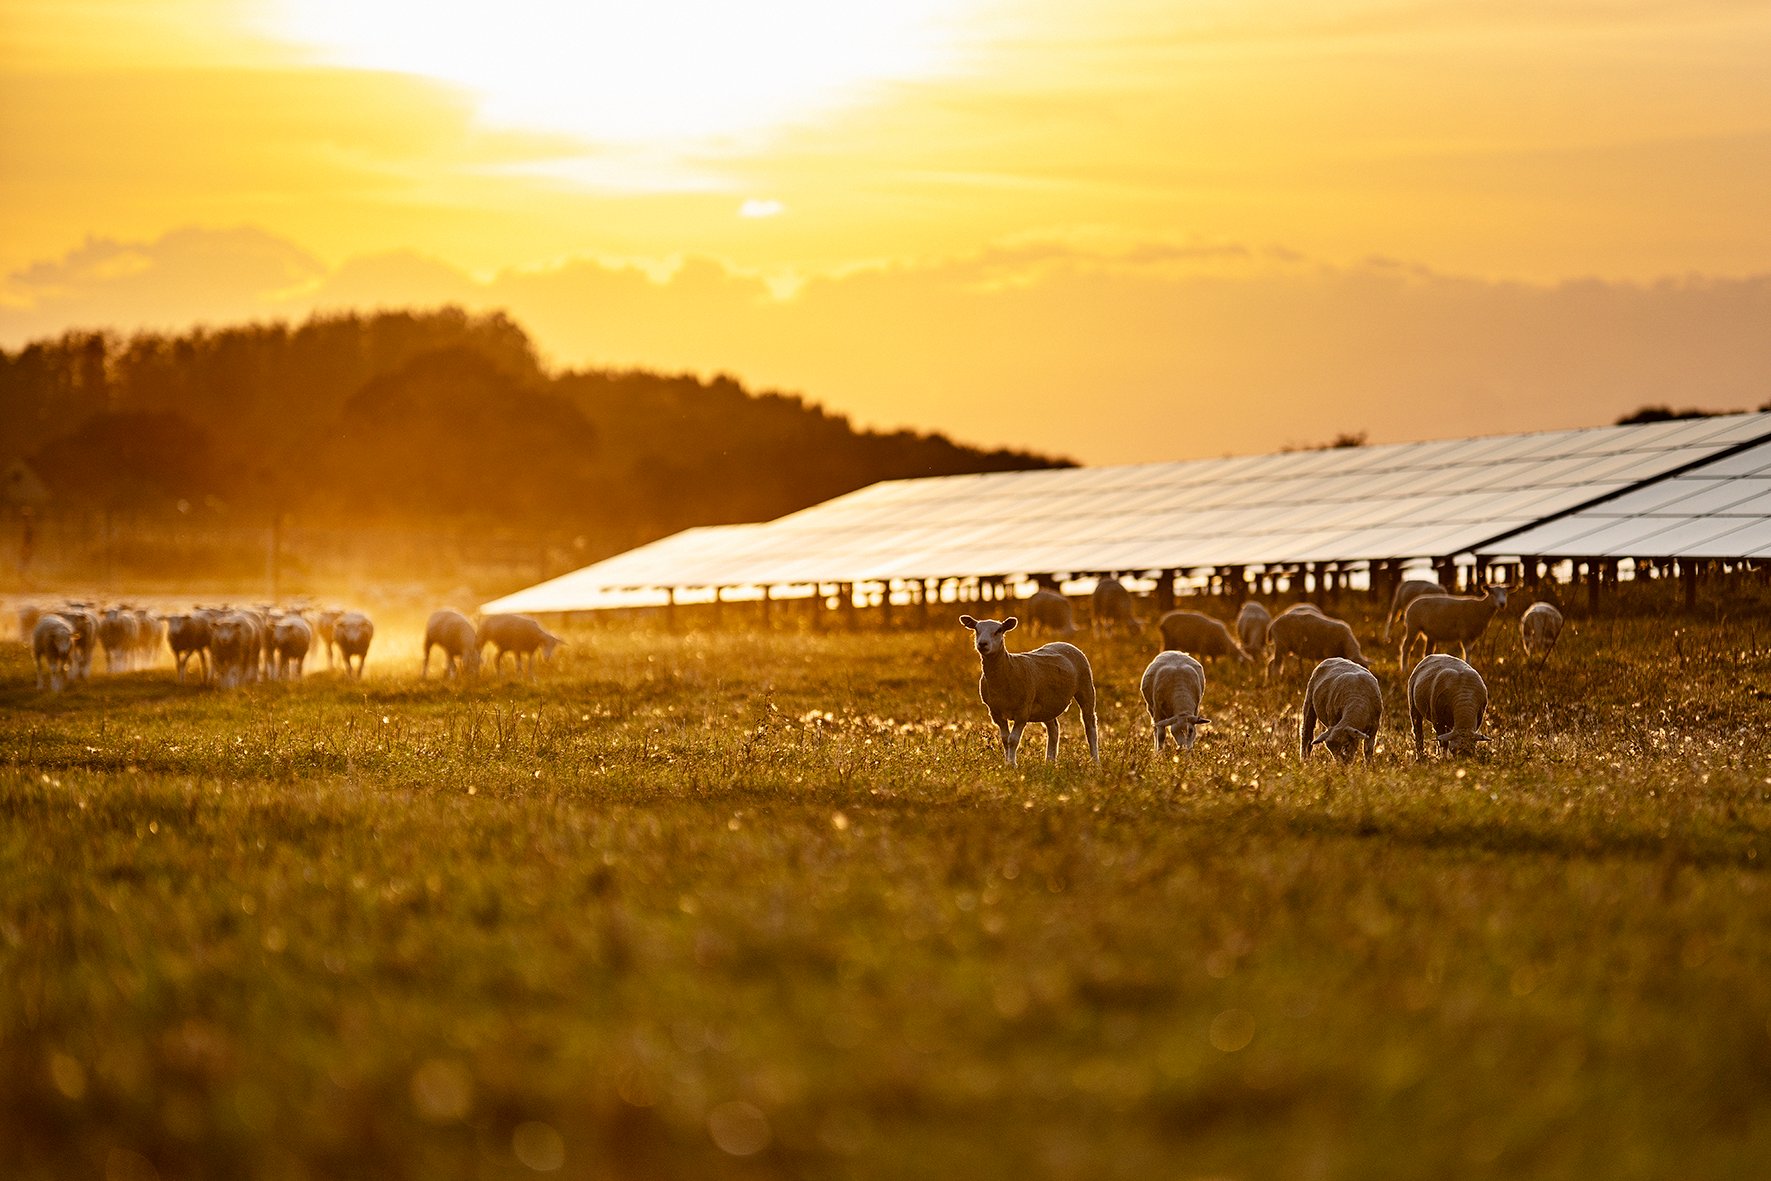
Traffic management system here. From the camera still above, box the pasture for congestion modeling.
[4,597,1771,1180]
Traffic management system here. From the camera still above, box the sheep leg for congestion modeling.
[1265,652,1282,683]
[1410,706,1427,759]
[1300,699,1317,760]
[1003,720,1027,767]
[1364,730,1377,761]
[1044,720,1061,764]
[1152,720,1166,753]
[422,645,431,678]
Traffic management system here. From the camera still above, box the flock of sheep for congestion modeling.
[19,602,564,692]
[962,575,1565,768]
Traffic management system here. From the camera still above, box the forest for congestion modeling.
[0,308,1068,562]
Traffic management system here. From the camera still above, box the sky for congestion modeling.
[3,0,1769,463]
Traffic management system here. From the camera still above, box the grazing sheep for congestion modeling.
[1399,586,1510,668]
[423,609,482,678]
[1024,587,1077,636]
[1091,577,1141,636]
[99,607,140,672]
[1235,601,1272,656]
[477,613,562,679]
[1408,653,1491,758]
[208,611,259,688]
[1266,605,1369,680]
[1156,610,1251,663]
[959,615,1099,767]
[1384,577,1445,642]
[1520,602,1565,666]
[334,612,374,679]
[270,615,313,680]
[1140,650,1210,752]
[314,608,344,669]
[165,613,212,683]
[32,614,76,691]
[1300,657,1383,763]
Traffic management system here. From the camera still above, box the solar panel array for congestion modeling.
[484,412,1771,613]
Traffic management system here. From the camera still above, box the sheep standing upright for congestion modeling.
[1235,601,1271,657]
[1024,587,1077,636]
[54,607,98,681]
[208,611,258,688]
[165,613,212,683]
[1520,602,1565,666]
[270,615,313,680]
[33,614,76,691]
[1408,653,1491,758]
[1091,577,1141,637]
[424,609,483,678]
[1399,586,1509,668]
[477,614,561,679]
[314,609,344,669]
[99,607,140,673]
[1156,610,1251,663]
[1384,577,1445,641]
[1300,657,1383,762]
[1139,650,1210,752]
[959,615,1099,767]
[334,612,375,679]
[1266,605,1368,680]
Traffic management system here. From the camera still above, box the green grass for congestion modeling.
[3,604,1771,1180]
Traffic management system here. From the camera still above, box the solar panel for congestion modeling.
[484,413,1771,612]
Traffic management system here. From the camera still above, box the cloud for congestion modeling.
[3,225,1768,464]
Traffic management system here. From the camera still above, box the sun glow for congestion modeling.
[263,0,972,150]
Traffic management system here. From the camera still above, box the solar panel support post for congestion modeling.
[1585,561,1601,614]
[1682,560,1699,611]
[880,582,894,630]
[666,587,678,633]
[1227,566,1247,606]
[840,583,856,630]
[761,586,773,630]
[1156,570,1177,614]
[918,579,932,629]
[1524,557,1540,589]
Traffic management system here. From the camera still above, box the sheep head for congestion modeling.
[1435,727,1491,757]
[960,615,1017,657]
[1311,722,1369,763]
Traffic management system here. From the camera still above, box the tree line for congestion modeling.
[0,308,1069,555]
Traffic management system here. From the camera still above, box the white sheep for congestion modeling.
[1235,601,1271,656]
[1024,587,1078,636]
[334,612,375,679]
[1407,653,1491,758]
[99,607,140,673]
[165,613,212,683]
[476,613,561,679]
[1520,602,1565,666]
[132,609,164,668]
[1399,586,1509,668]
[1266,605,1368,680]
[33,614,76,691]
[314,608,344,669]
[207,610,259,688]
[270,614,313,680]
[53,607,98,681]
[1140,650,1210,752]
[1090,577,1141,636]
[959,615,1099,767]
[1384,577,1445,641]
[423,609,483,678]
[1156,610,1251,663]
[1300,657,1383,762]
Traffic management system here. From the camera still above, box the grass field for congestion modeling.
[4,595,1771,1180]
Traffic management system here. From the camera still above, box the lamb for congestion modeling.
[99,607,140,672]
[1520,602,1565,666]
[1384,577,1445,642]
[32,614,76,691]
[313,608,343,669]
[1300,657,1383,763]
[270,614,313,680]
[1139,650,1210,752]
[1235,601,1271,656]
[1090,577,1141,636]
[1156,610,1251,663]
[959,614,1099,767]
[165,613,212,683]
[1408,653,1491,758]
[333,611,375,679]
[423,609,482,678]
[1266,604,1368,680]
[1024,587,1077,636]
[1399,586,1509,668]
[477,613,562,679]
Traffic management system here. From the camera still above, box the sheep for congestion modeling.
[53,607,98,681]
[1399,586,1510,668]
[32,614,76,691]
[477,613,562,679]
[207,611,259,688]
[423,609,482,679]
[334,612,375,679]
[1235,601,1271,656]
[1139,650,1210,752]
[1408,653,1491,758]
[959,615,1099,767]
[314,608,344,669]
[1520,602,1565,666]
[1300,657,1383,763]
[1266,605,1368,680]
[1091,577,1141,636]
[165,613,212,683]
[99,607,140,673]
[1156,610,1251,663]
[1024,587,1077,636]
[1384,577,1445,642]
[132,609,164,668]
[270,614,313,680]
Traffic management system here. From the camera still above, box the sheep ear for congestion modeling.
[960,615,978,630]
[1192,715,1211,726]
[1475,732,1492,743]
[1002,616,1018,631]
[1309,731,1331,747]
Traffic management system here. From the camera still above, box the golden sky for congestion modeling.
[4,0,1770,462]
